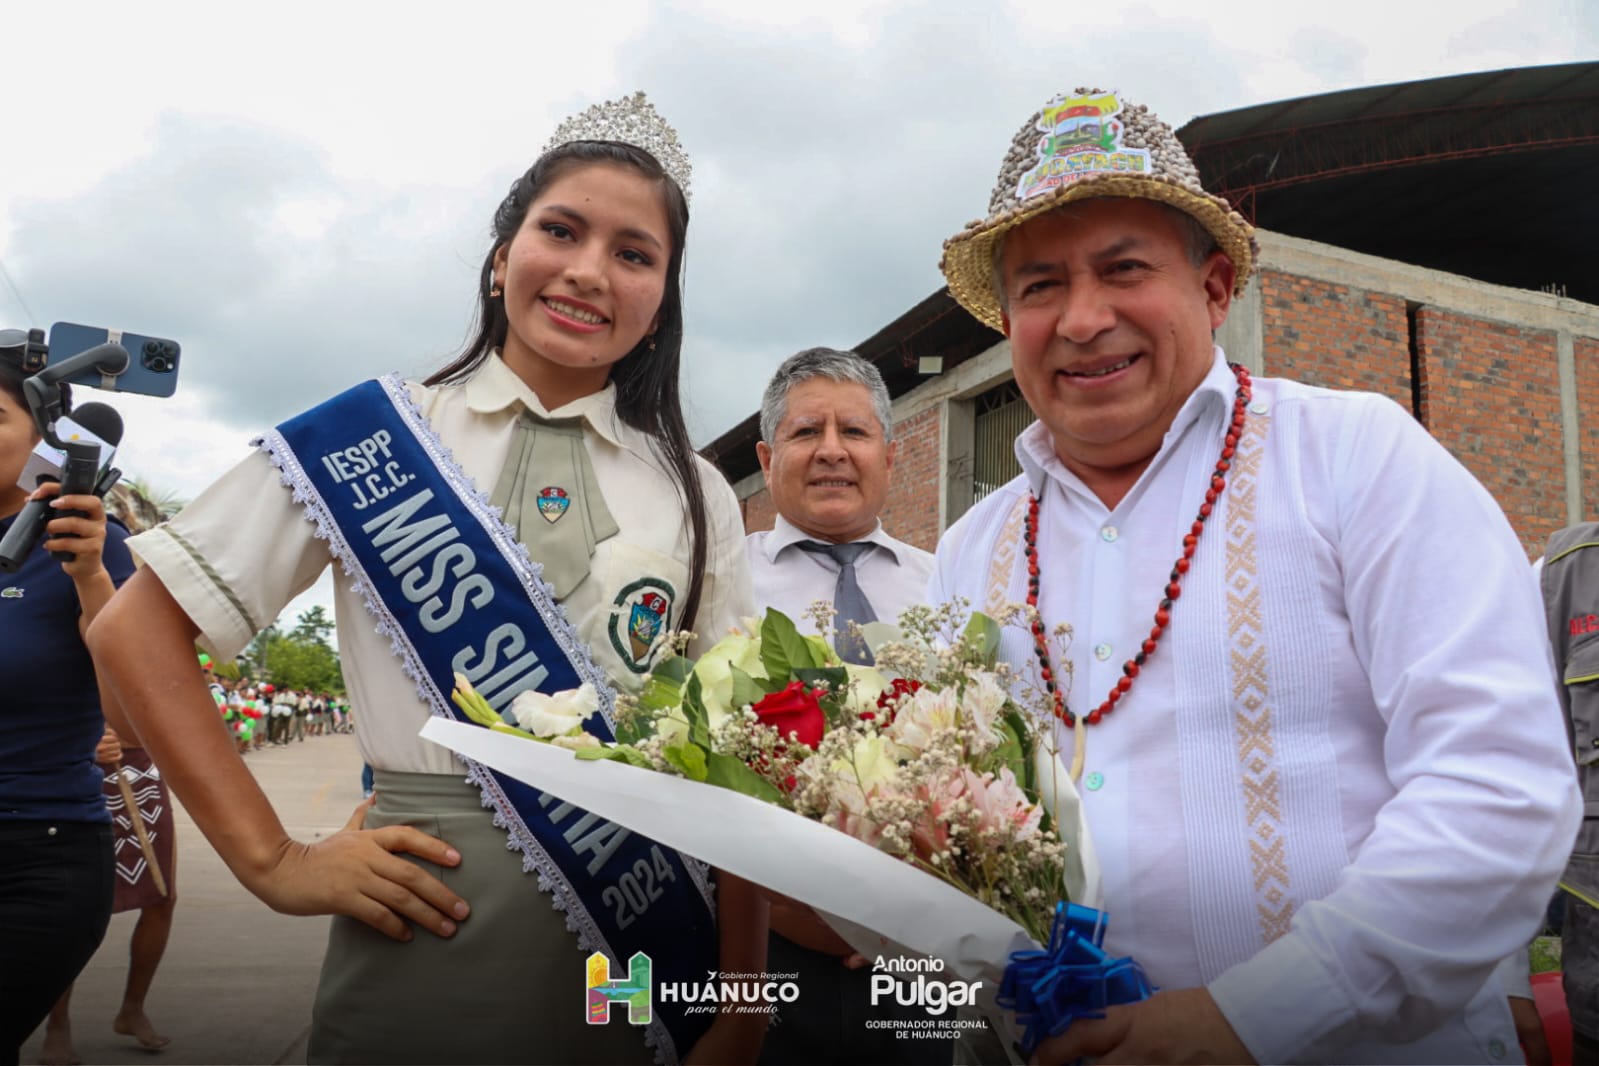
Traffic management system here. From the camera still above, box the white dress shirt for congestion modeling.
[746,514,935,638]
[932,349,1581,1064]
[130,353,753,775]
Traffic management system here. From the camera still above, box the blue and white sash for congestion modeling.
[257,375,716,1064]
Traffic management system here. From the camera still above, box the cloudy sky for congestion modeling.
[2,0,1593,629]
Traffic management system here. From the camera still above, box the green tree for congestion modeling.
[244,608,345,694]
[241,624,277,682]
[261,632,342,693]
[291,605,334,648]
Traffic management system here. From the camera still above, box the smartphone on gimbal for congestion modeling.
[49,321,181,398]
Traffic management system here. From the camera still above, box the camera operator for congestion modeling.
[0,361,136,1066]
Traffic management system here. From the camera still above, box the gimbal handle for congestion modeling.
[22,342,128,448]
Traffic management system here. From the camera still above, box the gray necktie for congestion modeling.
[795,540,878,665]
[489,411,619,599]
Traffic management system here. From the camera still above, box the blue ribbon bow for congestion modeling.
[998,902,1156,1057]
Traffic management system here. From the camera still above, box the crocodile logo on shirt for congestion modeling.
[1,586,22,599]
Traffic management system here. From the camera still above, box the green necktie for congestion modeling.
[489,411,619,599]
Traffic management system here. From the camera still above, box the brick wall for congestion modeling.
[740,485,776,535]
[1258,270,1412,409]
[1256,269,1571,555]
[880,407,942,552]
[736,407,942,553]
[1414,309,1563,556]
[1578,336,1599,517]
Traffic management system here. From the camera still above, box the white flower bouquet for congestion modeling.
[426,602,1146,1054]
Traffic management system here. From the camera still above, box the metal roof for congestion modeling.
[1177,61,1599,302]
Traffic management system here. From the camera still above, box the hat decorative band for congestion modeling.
[939,89,1257,332]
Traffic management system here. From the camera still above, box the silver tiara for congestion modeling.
[541,91,692,202]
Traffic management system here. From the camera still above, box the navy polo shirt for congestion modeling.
[0,512,135,823]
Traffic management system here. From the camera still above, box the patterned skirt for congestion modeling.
[102,746,175,912]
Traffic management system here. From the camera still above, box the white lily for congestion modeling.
[509,683,600,738]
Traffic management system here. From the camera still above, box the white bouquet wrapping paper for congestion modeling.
[421,716,1101,1053]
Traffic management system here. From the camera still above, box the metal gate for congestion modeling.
[972,381,1032,504]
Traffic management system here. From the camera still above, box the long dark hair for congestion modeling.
[0,362,65,418]
[427,141,709,631]
[0,364,27,409]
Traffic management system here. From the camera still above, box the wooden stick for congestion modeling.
[112,760,168,898]
[1068,715,1087,785]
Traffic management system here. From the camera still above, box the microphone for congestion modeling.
[17,411,117,488]
[51,403,123,562]
[0,402,125,572]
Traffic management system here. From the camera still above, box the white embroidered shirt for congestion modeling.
[931,350,1581,1063]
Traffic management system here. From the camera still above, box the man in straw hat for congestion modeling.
[930,89,1581,1063]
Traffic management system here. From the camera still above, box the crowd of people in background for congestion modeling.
[201,659,350,756]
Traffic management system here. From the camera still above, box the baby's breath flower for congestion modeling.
[601,601,1077,944]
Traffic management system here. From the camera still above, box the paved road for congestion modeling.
[21,733,366,1066]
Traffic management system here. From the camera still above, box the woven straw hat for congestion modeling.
[940,89,1257,332]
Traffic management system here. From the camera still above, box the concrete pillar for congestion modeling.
[1558,330,1582,523]
[941,397,975,534]
[1217,279,1264,375]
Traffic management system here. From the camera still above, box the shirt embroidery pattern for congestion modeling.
[1225,410,1295,946]
[986,493,1030,619]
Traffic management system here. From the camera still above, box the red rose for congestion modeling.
[866,678,922,727]
[752,681,826,750]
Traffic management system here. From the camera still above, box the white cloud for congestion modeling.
[3,0,1592,636]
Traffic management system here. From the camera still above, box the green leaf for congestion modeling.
[704,751,785,802]
[637,656,693,714]
[637,678,681,715]
[652,656,694,685]
[963,612,1002,666]
[762,609,820,677]
[989,715,1027,785]
[729,666,767,712]
[802,634,835,667]
[575,744,653,769]
[1003,708,1036,790]
[614,707,652,747]
[794,666,850,729]
[793,666,847,691]
[663,742,709,782]
[682,673,711,748]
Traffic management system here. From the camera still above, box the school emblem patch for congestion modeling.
[537,486,570,524]
[608,577,676,673]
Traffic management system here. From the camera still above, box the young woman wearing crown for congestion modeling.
[88,94,767,1065]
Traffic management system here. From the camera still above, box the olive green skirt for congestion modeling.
[308,769,653,1065]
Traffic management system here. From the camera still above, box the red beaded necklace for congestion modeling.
[1024,362,1252,727]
